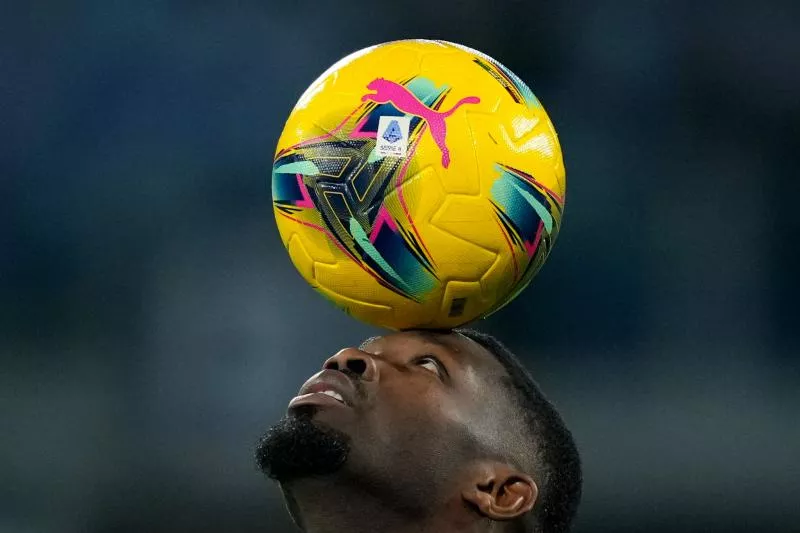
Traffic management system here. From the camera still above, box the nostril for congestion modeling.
[346,358,367,375]
[324,360,339,371]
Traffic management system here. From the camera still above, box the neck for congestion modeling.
[281,477,490,533]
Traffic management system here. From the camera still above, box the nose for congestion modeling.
[323,348,378,382]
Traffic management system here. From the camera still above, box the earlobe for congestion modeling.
[461,464,538,521]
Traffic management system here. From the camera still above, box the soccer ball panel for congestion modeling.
[272,39,565,329]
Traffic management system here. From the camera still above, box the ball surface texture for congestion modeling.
[272,39,565,329]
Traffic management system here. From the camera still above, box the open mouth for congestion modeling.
[287,370,357,412]
[318,390,345,403]
[288,390,348,411]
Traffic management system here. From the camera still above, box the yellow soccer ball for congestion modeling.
[272,39,565,330]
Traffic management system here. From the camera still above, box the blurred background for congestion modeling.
[3,1,799,532]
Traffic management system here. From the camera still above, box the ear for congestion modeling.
[461,462,538,521]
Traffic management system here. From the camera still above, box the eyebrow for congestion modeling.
[358,336,380,351]
[413,330,457,351]
[358,331,457,353]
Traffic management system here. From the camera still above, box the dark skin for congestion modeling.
[278,330,538,533]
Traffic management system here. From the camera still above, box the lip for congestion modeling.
[287,369,357,411]
[288,391,349,411]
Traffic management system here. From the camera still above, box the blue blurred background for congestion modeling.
[3,1,799,532]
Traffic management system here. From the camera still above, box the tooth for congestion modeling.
[321,390,344,403]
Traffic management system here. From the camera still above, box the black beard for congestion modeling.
[255,408,351,483]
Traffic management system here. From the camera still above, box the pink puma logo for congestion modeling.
[361,78,480,168]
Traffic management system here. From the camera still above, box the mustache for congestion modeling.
[339,368,368,401]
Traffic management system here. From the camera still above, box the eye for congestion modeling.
[415,355,445,379]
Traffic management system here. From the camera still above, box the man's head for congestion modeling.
[256,329,582,533]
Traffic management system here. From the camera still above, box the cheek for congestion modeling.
[347,381,474,486]
[368,380,464,452]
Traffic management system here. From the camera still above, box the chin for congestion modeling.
[256,410,351,483]
[291,401,358,434]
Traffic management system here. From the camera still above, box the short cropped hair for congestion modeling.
[455,328,582,533]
